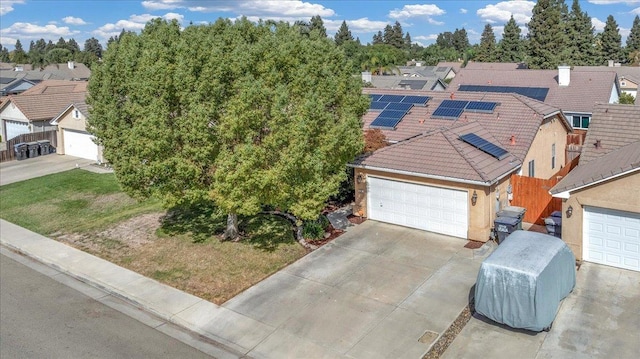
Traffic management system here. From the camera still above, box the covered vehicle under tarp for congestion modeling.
[474,230,576,332]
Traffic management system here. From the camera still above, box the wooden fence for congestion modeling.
[510,156,579,224]
[0,131,58,163]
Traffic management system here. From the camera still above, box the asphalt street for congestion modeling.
[0,250,213,359]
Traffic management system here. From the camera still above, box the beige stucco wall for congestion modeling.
[560,171,640,261]
[522,115,569,179]
[354,168,513,242]
[55,107,104,162]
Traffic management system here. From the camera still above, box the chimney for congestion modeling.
[558,65,571,86]
[361,71,371,83]
[67,61,75,69]
[607,60,614,67]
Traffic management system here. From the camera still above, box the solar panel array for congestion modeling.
[458,85,550,102]
[465,101,498,113]
[367,93,431,129]
[431,99,499,119]
[459,133,509,160]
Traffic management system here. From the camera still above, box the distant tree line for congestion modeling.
[0,36,104,68]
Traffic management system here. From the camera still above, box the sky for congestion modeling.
[1,0,639,50]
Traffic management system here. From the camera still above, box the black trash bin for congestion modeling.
[494,216,520,244]
[545,216,562,238]
[26,141,40,158]
[497,206,527,230]
[14,143,27,161]
[37,140,51,155]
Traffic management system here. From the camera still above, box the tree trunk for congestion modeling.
[223,212,239,241]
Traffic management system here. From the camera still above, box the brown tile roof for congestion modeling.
[356,89,568,184]
[550,140,640,195]
[20,79,87,95]
[464,62,530,70]
[448,67,617,114]
[362,88,566,162]
[576,65,640,84]
[1,81,87,121]
[579,103,640,164]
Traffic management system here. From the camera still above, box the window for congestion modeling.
[551,144,556,169]
[528,160,535,177]
[73,110,80,119]
[572,115,590,129]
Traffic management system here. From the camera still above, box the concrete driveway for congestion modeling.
[0,154,95,186]
[223,220,485,358]
[442,262,640,359]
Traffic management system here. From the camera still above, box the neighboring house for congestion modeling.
[398,64,457,81]
[50,102,103,162]
[435,61,463,79]
[448,64,620,131]
[0,80,87,141]
[351,89,572,242]
[368,75,447,91]
[575,63,639,102]
[0,61,90,96]
[550,104,640,272]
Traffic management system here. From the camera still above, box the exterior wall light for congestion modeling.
[566,205,573,218]
[356,173,364,184]
[471,190,478,206]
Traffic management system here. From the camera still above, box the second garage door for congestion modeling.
[63,129,98,161]
[584,206,640,271]
[367,176,468,238]
[4,120,29,141]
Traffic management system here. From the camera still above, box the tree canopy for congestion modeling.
[334,21,353,46]
[499,15,524,62]
[600,15,623,63]
[527,0,565,69]
[476,24,497,62]
[564,0,597,65]
[87,18,367,239]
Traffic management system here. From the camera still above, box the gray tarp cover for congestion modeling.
[474,230,576,331]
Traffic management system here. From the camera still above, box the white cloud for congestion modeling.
[460,8,468,14]
[62,16,88,25]
[93,13,184,40]
[389,4,445,20]
[346,17,390,33]
[592,17,607,31]
[588,1,640,4]
[477,1,534,24]
[428,18,444,25]
[631,7,640,14]
[413,34,438,46]
[142,0,334,17]
[0,22,79,41]
[0,0,25,16]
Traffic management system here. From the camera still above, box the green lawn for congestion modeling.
[0,170,308,304]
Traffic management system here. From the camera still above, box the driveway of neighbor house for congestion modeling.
[442,262,640,359]
[0,154,95,186]
[223,220,485,359]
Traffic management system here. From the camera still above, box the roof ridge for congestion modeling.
[442,126,492,182]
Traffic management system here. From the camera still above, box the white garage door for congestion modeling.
[367,176,468,238]
[63,129,98,161]
[4,120,29,141]
[584,207,640,271]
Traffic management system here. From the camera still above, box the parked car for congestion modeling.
[473,230,576,332]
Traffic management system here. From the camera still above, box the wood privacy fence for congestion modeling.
[510,156,579,224]
[0,131,58,163]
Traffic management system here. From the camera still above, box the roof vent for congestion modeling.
[510,135,516,145]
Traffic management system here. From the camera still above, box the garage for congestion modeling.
[367,176,468,238]
[4,120,29,141]
[584,206,640,271]
[63,129,98,161]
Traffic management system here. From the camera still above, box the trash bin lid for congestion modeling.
[550,211,562,218]
[495,216,520,225]
[14,142,26,148]
[544,217,561,225]
[502,206,527,215]
[26,141,39,145]
[37,140,50,144]
[497,209,522,219]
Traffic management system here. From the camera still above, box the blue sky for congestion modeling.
[1,1,639,50]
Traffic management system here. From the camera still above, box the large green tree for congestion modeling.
[476,24,497,62]
[499,16,525,62]
[309,15,327,37]
[88,18,367,239]
[626,15,640,56]
[334,20,353,46]
[564,0,597,65]
[600,15,623,63]
[11,39,29,63]
[527,0,566,69]
[0,44,9,62]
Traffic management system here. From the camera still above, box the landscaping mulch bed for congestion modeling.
[463,240,484,249]
[423,305,473,359]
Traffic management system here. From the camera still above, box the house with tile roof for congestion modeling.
[550,104,640,272]
[448,64,620,131]
[0,80,87,141]
[0,61,91,96]
[575,64,639,103]
[50,101,103,162]
[367,75,447,91]
[351,89,572,242]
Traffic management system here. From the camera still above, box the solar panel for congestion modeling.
[465,101,498,113]
[401,95,430,106]
[459,133,509,160]
[379,94,406,103]
[384,102,413,111]
[369,101,389,110]
[432,107,464,119]
[369,94,383,102]
[377,109,407,119]
[370,116,403,129]
[458,85,549,102]
[439,100,469,109]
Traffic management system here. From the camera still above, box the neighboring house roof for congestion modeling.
[576,65,640,86]
[436,61,462,74]
[579,103,640,164]
[369,75,446,91]
[355,89,569,185]
[448,66,618,114]
[0,80,87,121]
[550,140,640,197]
[19,79,87,95]
[50,101,89,125]
[464,62,531,70]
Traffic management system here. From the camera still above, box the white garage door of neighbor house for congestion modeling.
[584,206,640,272]
[64,129,98,161]
[4,120,29,141]
[367,176,468,238]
